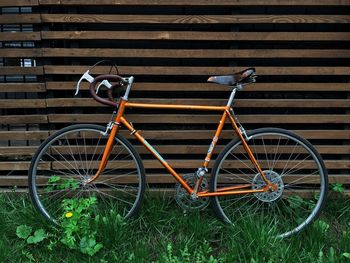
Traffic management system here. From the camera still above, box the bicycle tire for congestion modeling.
[29,124,146,224]
[210,127,328,238]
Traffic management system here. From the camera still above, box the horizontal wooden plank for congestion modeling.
[0,147,37,156]
[41,31,350,41]
[45,82,350,92]
[0,115,47,124]
[0,129,346,141]
[0,14,41,24]
[97,145,350,155]
[47,114,350,124]
[0,32,41,41]
[0,99,46,109]
[1,174,349,187]
[46,98,350,108]
[127,130,350,140]
[0,0,38,6]
[40,14,350,24]
[36,48,350,58]
[7,47,350,58]
[0,131,48,140]
[2,188,349,197]
[2,47,350,59]
[0,49,42,57]
[0,66,43,76]
[3,144,346,156]
[0,162,49,170]
[37,0,350,6]
[41,129,349,140]
[0,83,46,92]
[147,174,350,184]
[44,66,350,75]
[0,159,346,170]
[53,159,350,170]
[0,176,29,186]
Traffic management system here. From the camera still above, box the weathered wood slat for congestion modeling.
[0,99,46,109]
[1,130,346,141]
[0,115,47,124]
[0,159,346,170]
[1,174,349,187]
[0,174,347,186]
[0,32,41,41]
[0,14,41,24]
[42,129,348,140]
[0,162,49,170]
[0,131,48,140]
[0,189,325,198]
[0,147,37,156]
[0,67,43,76]
[44,66,350,75]
[41,31,350,41]
[37,0,350,6]
[45,82,350,92]
[47,114,350,124]
[5,48,350,58]
[38,48,350,58]
[46,98,350,108]
[126,130,350,140]
[0,83,46,92]
[0,0,38,6]
[0,49,42,57]
[52,159,350,170]
[3,144,346,156]
[145,175,350,184]
[40,14,350,24]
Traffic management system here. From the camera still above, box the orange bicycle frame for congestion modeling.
[87,97,277,197]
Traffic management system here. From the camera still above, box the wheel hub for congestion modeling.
[252,170,284,202]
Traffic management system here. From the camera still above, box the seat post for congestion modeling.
[226,88,237,107]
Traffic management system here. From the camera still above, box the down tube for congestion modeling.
[119,117,193,194]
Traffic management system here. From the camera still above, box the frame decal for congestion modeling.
[142,138,168,164]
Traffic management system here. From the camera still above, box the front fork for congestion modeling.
[84,101,126,184]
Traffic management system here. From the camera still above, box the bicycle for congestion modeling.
[28,66,328,238]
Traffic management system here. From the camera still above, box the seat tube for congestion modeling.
[203,110,228,169]
[202,89,236,168]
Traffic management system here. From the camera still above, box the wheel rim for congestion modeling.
[30,127,143,224]
[213,131,326,238]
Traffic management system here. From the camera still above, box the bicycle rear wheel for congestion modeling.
[29,124,145,224]
[210,128,328,238]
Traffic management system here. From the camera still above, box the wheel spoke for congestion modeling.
[29,126,144,224]
[212,129,327,238]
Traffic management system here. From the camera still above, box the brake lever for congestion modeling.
[96,79,113,94]
[75,70,95,95]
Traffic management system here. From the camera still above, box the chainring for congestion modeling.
[175,173,210,211]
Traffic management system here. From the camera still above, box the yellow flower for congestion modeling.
[65,212,73,218]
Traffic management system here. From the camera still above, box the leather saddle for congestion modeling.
[207,68,256,86]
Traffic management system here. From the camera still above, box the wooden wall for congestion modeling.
[0,0,349,190]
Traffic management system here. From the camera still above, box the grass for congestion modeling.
[0,192,350,262]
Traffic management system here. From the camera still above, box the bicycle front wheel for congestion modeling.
[29,124,145,224]
[210,128,328,238]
